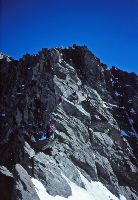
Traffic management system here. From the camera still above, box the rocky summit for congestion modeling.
[0,45,138,200]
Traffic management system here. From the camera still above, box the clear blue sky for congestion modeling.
[0,0,138,73]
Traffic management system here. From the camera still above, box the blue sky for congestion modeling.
[0,0,138,73]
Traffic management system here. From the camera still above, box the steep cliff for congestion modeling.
[0,46,138,200]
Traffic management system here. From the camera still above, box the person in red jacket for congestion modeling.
[58,95,64,105]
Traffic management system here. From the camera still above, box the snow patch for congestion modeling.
[32,171,126,200]
[130,108,136,114]
[115,91,122,97]
[0,113,5,117]
[111,80,115,86]
[102,101,118,109]
[128,118,133,125]
[119,106,125,109]
[128,99,132,103]
[16,92,22,95]
[120,195,127,200]
[76,104,90,117]
[125,111,138,141]
[21,84,25,88]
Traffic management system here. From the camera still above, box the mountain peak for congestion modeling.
[0,46,138,200]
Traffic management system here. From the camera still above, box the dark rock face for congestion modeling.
[0,46,138,200]
[0,166,14,200]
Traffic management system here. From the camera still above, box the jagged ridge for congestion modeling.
[0,45,138,200]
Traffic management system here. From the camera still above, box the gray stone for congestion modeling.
[13,164,39,200]
[0,45,138,200]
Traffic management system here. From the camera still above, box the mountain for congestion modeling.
[0,45,138,200]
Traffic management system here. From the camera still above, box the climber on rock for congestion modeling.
[72,92,79,104]
[31,130,47,142]
[58,95,64,105]
[46,123,56,140]
[34,131,40,141]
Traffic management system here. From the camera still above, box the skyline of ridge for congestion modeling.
[0,45,138,75]
[1,0,138,73]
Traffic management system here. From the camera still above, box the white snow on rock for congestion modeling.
[103,101,118,109]
[115,91,122,97]
[128,99,132,103]
[120,195,127,200]
[111,80,116,86]
[31,171,126,200]
[128,118,134,125]
[130,108,136,114]
[125,111,138,141]
[76,104,90,117]
[16,92,22,95]
[0,113,6,117]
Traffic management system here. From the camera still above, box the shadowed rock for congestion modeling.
[0,45,138,199]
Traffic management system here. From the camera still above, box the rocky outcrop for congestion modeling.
[0,45,138,200]
[12,164,39,200]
